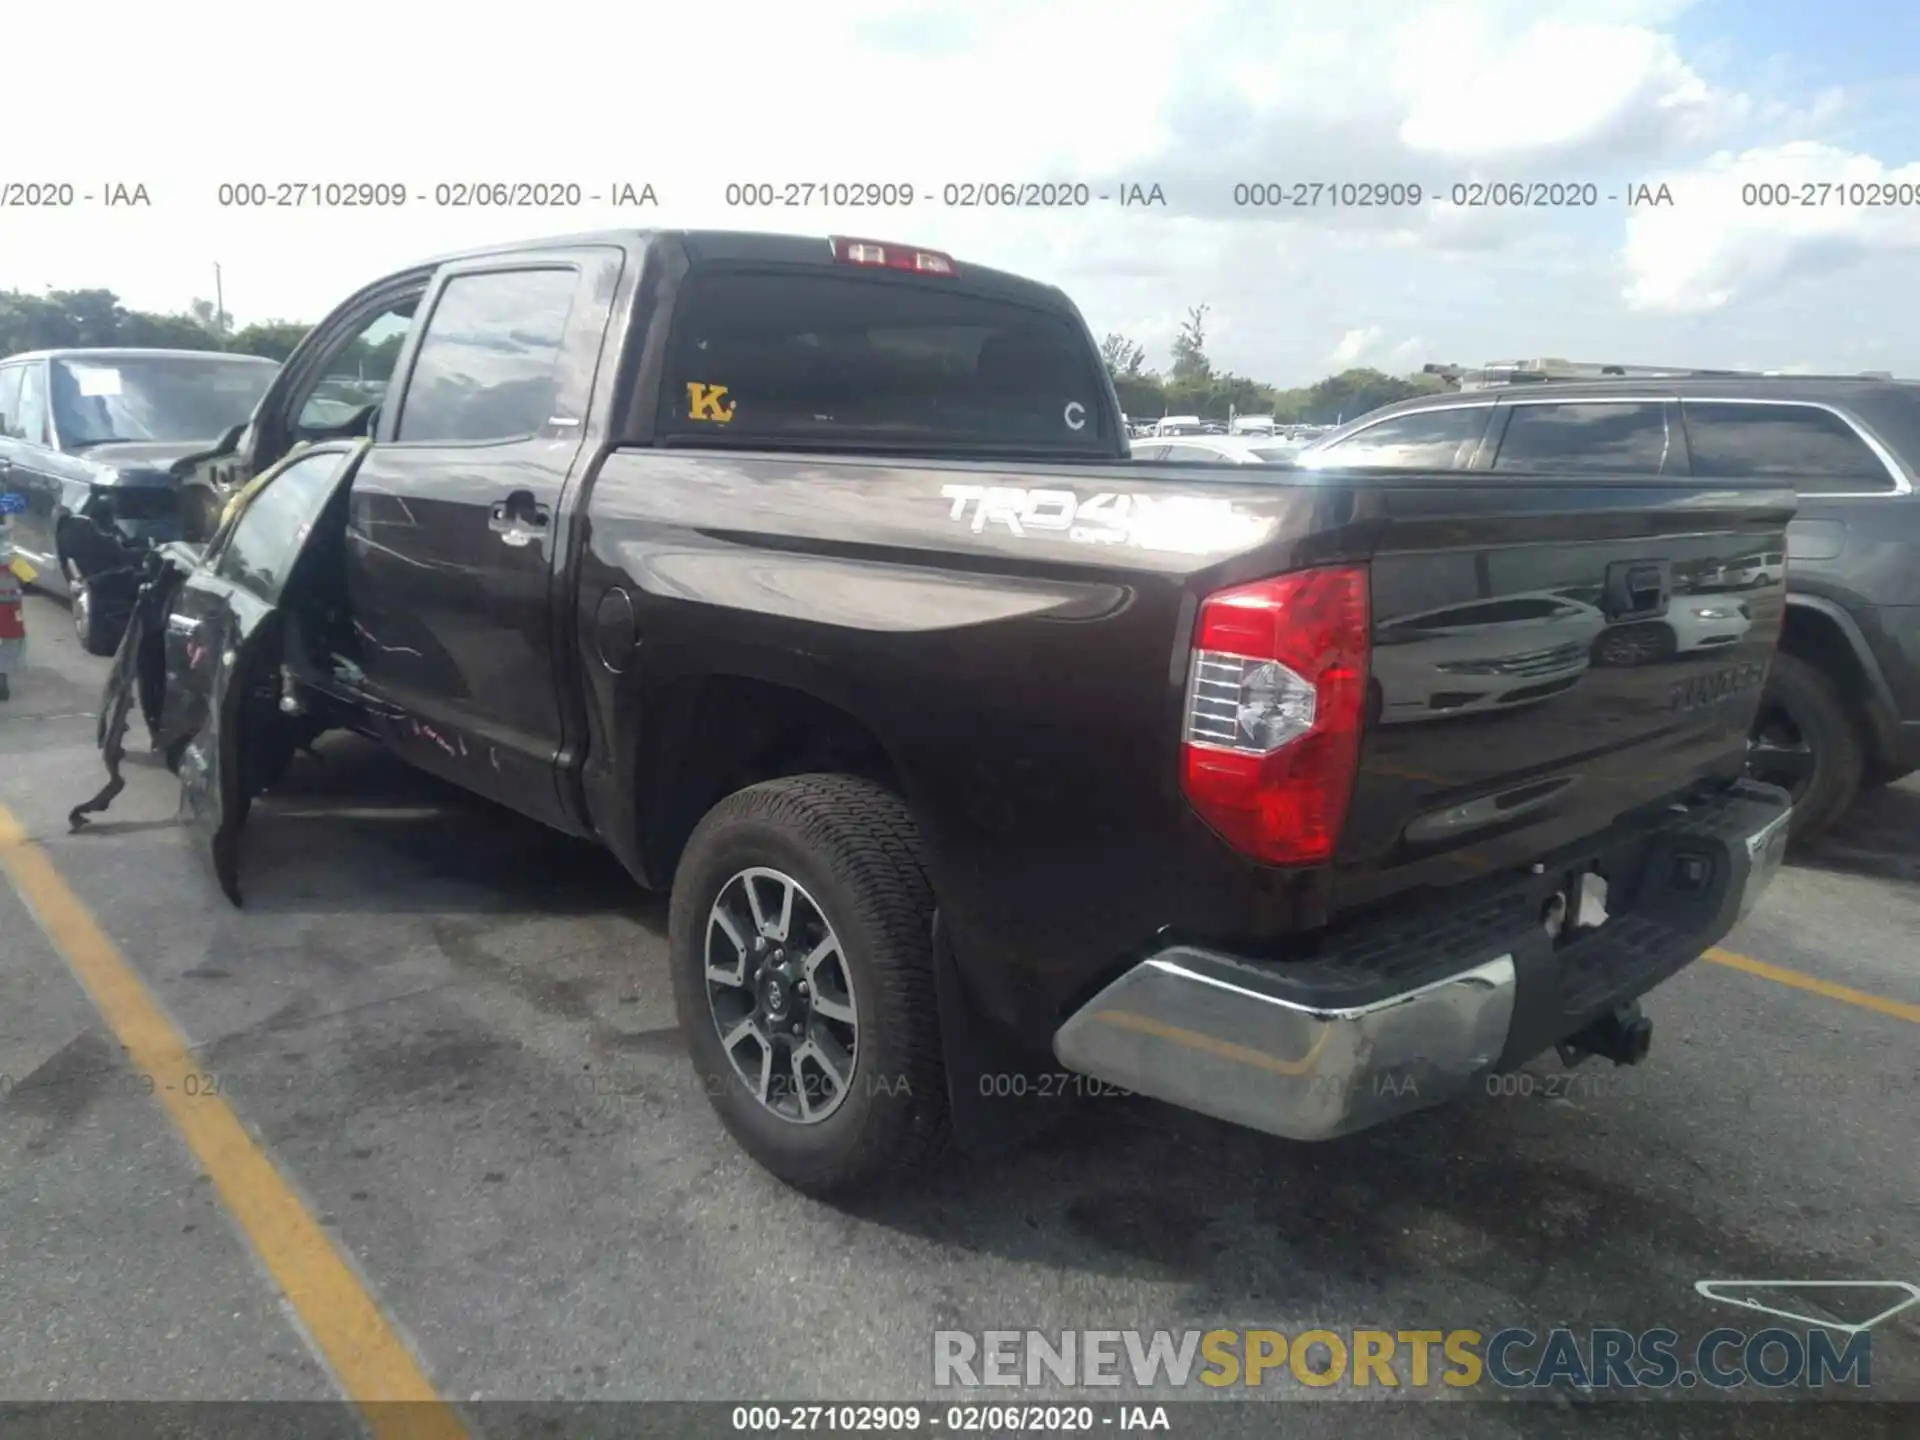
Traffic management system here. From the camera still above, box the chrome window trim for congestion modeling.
[1676,396,1912,499]
[1313,401,1498,439]
[1305,392,1915,498]
[1298,402,1498,467]
[1498,394,1673,406]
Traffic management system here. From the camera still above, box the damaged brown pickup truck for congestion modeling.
[76,229,1796,1197]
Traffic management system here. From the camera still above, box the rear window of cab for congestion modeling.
[656,271,1112,455]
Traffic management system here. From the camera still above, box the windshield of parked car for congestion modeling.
[51,355,278,449]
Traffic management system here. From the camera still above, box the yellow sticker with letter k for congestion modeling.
[687,382,735,423]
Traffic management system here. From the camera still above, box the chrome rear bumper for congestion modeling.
[1054,950,1515,1142]
[1053,781,1793,1143]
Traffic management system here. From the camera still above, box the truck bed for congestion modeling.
[576,448,1793,1042]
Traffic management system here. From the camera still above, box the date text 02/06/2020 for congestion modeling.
[210,182,660,208]
[729,1405,1166,1433]
[720,182,1169,208]
[1227,180,1678,208]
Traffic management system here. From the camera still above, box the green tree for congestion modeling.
[230,321,313,362]
[188,296,232,339]
[0,287,244,358]
[1099,332,1148,381]
[1,287,317,363]
[1169,304,1212,383]
[1302,367,1428,424]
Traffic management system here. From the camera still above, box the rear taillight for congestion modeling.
[828,236,958,275]
[1180,565,1371,866]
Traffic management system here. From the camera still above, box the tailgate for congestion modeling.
[1335,475,1795,905]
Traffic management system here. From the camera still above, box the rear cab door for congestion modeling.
[342,247,626,831]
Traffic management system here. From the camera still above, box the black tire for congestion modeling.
[67,560,118,657]
[667,774,949,1199]
[1865,762,1916,790]
[69,568,118,660]
[1747,652,1864,842]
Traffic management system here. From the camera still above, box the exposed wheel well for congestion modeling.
[639,675,905,888]
[1777,604,1891,766]
[53,515,86,573]
[53,514,117,586]
[179,484,226,545]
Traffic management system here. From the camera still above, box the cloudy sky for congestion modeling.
[8,0,1917,385]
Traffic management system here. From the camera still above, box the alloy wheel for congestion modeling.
[66,562,91,643]
[704,866,860,1124]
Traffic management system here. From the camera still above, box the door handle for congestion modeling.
[489,490,550,532]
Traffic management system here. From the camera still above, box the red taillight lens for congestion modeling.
[828,236,958,275]
[1180,565,1371,866]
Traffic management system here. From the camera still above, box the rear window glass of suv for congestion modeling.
[1492,402,1676,474]
[1683,402,1898,494]
[656,271,1111,454]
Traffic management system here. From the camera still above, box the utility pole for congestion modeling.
[213,262,226,335]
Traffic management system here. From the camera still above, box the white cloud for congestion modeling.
[1621,142,1920,313]
[1394,21,1741,159]
[1327,328,1426,373]
[1,0,1913,383]
[1331,328,1382,368]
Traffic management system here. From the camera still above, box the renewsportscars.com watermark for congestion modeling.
[932,1326,1874,1392]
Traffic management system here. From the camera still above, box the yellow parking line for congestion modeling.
[1705,947,1920,1025]
[0,807,470,1440]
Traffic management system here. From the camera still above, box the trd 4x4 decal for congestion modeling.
[938,483,1271,555]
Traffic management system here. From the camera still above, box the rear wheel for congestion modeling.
[1746,652,1864,842]
[667,774,949,1199]
[66,560,117,657]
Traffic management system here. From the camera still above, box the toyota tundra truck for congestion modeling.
[79,229,1796,1197]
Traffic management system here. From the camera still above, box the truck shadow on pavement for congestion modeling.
[189,733,1919,1380]
[1785,777,1920,885]
[234,734,656,924]
[850,1101,1920,1373]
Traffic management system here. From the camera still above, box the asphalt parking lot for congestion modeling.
[1,590,1915,1438]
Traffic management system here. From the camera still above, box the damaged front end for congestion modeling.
[63,478,184,638]
[71,441,370,905]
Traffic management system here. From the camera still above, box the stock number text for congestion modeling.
[218,182,408,208]
[724,182,916,208]
[1234,181,1423,208]
[730,1405,923,1431]
[1742,181,1920,208]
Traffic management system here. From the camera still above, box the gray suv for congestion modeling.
[1298,372,1920,841]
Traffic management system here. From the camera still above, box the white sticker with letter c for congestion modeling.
[1063,401,1086,431]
